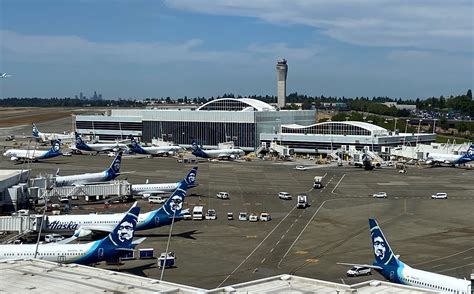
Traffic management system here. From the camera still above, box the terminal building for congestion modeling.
[75,98,435,154]
[75,98,316,151]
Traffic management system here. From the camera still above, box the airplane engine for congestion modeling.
[112,147,120,152]
[11,157,18,161]
[167,151,175,156]
[74,228,92,238]
[229,154,237,160]
[425,160,433,165]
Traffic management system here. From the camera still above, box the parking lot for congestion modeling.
[0,119,473,289]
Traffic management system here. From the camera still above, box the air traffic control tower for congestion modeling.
[276,58,288,108]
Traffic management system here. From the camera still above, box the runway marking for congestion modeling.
[255,203,262,206]
[290,223,294,228]
[294,251,308,255]
[280,235,285,240]
[278,198,340,269]
[261,258,266,264]
[463,256,472,260]
[246,235,257,239]
[286,229,290,233]
[270,248,274,253]
[217,205,297,287]
[276,240,280,245]
[412,247,474,266]
[437,262,474,274]
[243,202,251,205]
[331,174,346,194]
[305,258,318,264]
[431,263,445,268]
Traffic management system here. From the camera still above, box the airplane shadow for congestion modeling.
[136,229,201,240]
[112,260,157,276]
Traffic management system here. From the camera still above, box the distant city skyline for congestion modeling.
[0,0,472,100]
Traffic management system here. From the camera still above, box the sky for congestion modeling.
[0,0,472,100]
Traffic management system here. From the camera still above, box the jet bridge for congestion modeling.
[36,180,131,202]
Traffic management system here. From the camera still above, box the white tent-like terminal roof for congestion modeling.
[196,98,276,112]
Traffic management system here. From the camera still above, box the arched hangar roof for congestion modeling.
[196,98,275,112]
[282,121,389,136]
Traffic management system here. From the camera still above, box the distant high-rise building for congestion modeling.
[79,92,84,100]
[276,58,288,108]
[92,91,98,100]
[98,94,102,100]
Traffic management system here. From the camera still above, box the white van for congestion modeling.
[192,206,204,220]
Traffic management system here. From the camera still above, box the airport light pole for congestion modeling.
[160,209,176,281]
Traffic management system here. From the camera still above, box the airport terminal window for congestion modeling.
[143,120,255,148]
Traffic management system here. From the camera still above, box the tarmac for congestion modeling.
[0,117,473,289]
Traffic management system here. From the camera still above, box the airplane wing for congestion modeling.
[132,237,146,246]
[337,262,383,270]
[50,235,79,245]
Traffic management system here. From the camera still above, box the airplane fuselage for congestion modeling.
[379,261,470,293]
[3,149,60,161]
[55,171,112,187]
[0,242,105,264]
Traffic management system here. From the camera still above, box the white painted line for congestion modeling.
[431,263,445,268]
[277,198,340,269]
[412,247,474,266]
[286,229,290,233]
[463,256,472,260]
[438,262,474,273]
[276,240,280,245]
[261,258,266,264]
[270,248,274,253]
[281,235,285,240]
[331,174,346,194]
[217,205,297,287]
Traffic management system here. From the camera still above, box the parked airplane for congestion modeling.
[3,139,62,161]
[191,139,244,160]
[45,167,197,236]
[0,206,142,265]
[0,73,12,78]
[32,123,72,142]
[55,151,123,186]
[131,167,198,197]
[425,144,474,166]
[73,132,127,154]
[339,219,471,293]
[128,135,184,156]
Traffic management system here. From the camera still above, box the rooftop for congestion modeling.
[0,260,439,293]
[196,98,276,112]
[0,170,28,182]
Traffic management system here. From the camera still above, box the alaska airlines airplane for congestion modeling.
[55,151,123,186]
[45,168,196,236]
[3,139,62,161]
[128,136,184,157]
[132,167,198,197]
[0,206,142,265]
[0,73,12,78]
[426,144,474,166]
[73,132,127,153]
[32,123,73,142]
[191,139,245,160]
[340,219,471,293]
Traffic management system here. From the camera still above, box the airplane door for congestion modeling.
[390,271,395,281]
[58,255,66,264]
[154,217,159,225]
[98,248,104,260]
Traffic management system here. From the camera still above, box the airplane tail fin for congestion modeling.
[191,139,200,152]
[465,144,474,159]
[99,206,140,250]
[50,139,62,154]
[182,166,198,188]
[369,219,399,267]
[129,135,146,154]
[161,167,197,216]
[106,151,123,178]
[32,124,39,137]
[74,132,89,149]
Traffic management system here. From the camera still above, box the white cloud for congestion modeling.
[164,0,473,51]
[0,30,321,66]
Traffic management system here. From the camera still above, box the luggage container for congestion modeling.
[158,252,175,268]
[139,248,154,259]
[121,250,135,260]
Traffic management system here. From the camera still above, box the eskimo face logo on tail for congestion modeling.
[52,141,61,152]
[187,172,196,185]
[191,140,198,151]
[373,236,386,260]
[117,221,134,243]
[112,158,121,172]
[32,125,39,137]
[170,195,183,212]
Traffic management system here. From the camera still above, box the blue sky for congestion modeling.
[0,0,472,99]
